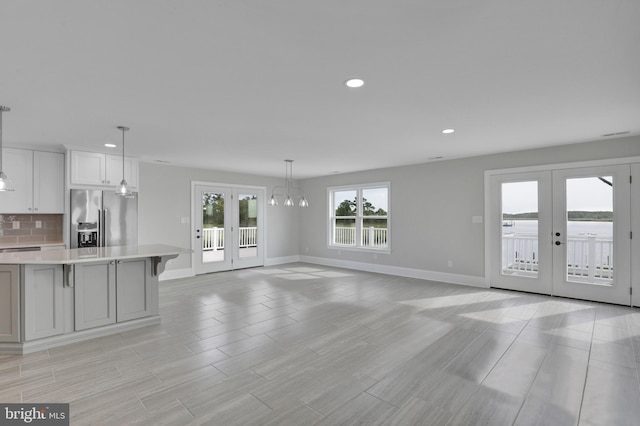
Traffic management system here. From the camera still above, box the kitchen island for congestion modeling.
[0,244,190,354]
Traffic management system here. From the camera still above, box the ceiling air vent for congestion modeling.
[602,131,630,137]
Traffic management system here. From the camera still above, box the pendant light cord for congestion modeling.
[122,127,125,177]
[0,106,8,171]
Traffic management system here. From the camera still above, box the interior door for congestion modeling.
[193,184,265,274]
[551,165,631,305]
[489,165,632,306]
[632,164,640,307]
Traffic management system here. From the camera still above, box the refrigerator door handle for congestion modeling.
[97,209,102,247]
[102,209,108,247]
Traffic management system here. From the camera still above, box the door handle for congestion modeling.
[555,241,565,246]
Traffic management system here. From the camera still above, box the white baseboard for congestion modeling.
[159,268,194,281]
[265,255,301,266]
[299,255,488,288]
[157,256,487,289]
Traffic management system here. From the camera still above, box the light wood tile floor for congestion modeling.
[3,263,640,425]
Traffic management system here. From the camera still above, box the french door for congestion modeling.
[489,164,632,305]
[193,184,265,275]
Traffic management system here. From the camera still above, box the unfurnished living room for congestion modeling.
[1,1,640,425]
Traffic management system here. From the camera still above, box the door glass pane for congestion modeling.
[501,181,538,277]
[238,193,258,259]
[202,192,225,264]
[565,176,613,285]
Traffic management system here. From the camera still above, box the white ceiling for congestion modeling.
[1,1,639,179]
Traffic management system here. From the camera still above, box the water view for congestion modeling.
[503,219,613,238]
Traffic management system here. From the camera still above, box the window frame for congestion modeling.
[327,182,391,254]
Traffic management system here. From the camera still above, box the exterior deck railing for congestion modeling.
[202,227,257,250]
[502,233,613,283]
[334,227,388,247]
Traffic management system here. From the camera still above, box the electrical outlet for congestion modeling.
[12,221,19,229]
[35,221,42,228]
[447,260,453,268]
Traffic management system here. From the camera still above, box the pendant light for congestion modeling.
[268,159,308,207]
[115,126,132,196]
[0,106,14,192]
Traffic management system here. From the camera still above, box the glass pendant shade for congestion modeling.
[0,171,14,192]
[284,196,294,207]
[299,196,309,207]
[268,195,278,206]
[116,179,132,196]
[0,106,14,192]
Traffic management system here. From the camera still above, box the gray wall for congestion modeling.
[298,135,640,280]
[138,162,299,273]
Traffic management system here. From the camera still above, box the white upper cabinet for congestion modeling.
[70,150,138,189]
[106,154,138,188]
[0,148,64,214]
[70,151,106,186]
[34,151,66,213]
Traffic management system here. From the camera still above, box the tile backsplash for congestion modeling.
[0,214,64,246]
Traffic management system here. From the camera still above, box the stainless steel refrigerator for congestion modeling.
[70,189,138,248]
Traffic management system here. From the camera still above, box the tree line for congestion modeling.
[504,211,613,221]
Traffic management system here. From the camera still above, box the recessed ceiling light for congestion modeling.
[104,143,117,148]
[442,129,455,134]
[345,78,364,88]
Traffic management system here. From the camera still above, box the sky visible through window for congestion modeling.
[502,178,613,214]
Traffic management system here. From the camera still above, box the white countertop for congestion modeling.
[0,244,191,265]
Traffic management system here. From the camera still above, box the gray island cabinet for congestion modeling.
[0,244,189,354]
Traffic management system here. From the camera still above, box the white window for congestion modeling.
[328,183,390,252]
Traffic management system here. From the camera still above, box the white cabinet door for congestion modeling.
[70,150,138,188]
[0,148,33,213]
[106,154,138,188]
[70,151,106,186]
[0,149,65,214]
[74,261,116,330]
[0,265,20,342]
[116,258,154,322]
[23,264,64,340]
[33,151,64,213]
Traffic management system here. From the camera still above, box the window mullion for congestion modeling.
[356,190,363,247]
